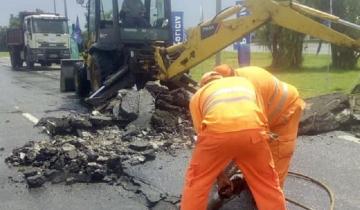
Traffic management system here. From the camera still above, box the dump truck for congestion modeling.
[7,12,71,69]
[60,0,360,105]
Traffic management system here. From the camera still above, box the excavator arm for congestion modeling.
[155,0,360,86]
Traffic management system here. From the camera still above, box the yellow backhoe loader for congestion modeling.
[60,0,360,105]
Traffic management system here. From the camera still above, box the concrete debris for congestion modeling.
[89,115,114,127]
[36,115,92,136]
[299,93,360,135]
[151,110,178,133]
[129,140,152,152]
[6,82,194,189]
[144,81,169,98]
[22,168,39,178]
[127,89,155,130]
[26,174,46,188]
[114,89,140,122]
[5,82,189,208]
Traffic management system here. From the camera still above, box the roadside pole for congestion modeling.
[64,0,68,18]
[53,0,57,13]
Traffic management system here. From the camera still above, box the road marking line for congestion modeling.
[338,135,360,144]
[22,113,39,125]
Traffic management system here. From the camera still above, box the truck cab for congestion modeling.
[24,14,70,68]
[7,12,71,69]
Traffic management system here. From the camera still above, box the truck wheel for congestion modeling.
[26,61,34,69]
[10,50,22,70]
[10,53,17,70]
[25,52,34,70]
[75,65,90,97]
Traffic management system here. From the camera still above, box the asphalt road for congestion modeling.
[0,58,359,210]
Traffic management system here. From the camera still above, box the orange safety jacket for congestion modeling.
[234,66,304,124]
[190,77,267,134]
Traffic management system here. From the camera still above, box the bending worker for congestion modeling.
[180,71,286,210]
[214,65,305,188]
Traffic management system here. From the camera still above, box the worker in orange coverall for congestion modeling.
[214,65,305,188]
[180,71,286,210]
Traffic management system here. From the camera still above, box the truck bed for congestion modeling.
[6,28,24,46]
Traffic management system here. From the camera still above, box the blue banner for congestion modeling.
[171,11,184,44]
[233,0,251,66]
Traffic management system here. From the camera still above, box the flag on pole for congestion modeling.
[73,16,83,45]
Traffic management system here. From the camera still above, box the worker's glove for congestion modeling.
[231,176,247,195]
[217,173,234,199]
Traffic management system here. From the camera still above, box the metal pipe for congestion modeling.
[112,0,119,29]
[292,2,360,31]
[338,19,360,31]
[291,2,339,22]
[201,5,242,26]
[329,0,333,27]
[215,0,222,66]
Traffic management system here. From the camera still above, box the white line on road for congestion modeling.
[338,135,360,144]
[21,113,39,125]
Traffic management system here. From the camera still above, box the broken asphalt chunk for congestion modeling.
[129,140,152,152]
[26,174,46,188]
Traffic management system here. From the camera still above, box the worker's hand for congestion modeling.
[217,172,233,199]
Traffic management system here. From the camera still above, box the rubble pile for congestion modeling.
[5,82,195,189]
[299,92,360,135]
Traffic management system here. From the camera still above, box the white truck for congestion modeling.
[7,12,71,69]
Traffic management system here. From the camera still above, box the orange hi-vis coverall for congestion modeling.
[181,77,286,210]
[234,66,306,187]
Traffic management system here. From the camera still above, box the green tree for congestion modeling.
[0,26,8,51]
[9,14,20,28]
[255,0,316,70]
[330,0,360,69]
[268,25,305,70]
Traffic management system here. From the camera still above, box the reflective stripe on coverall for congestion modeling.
[181,77,286,210]
[234,66,306,187]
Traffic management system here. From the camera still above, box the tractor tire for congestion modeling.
[75,65,91,98]
[92,50,118,83]
[25,49,34,70]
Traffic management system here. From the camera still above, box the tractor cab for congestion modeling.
[87,0,172,48]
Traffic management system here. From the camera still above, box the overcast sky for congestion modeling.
[0,0,239,29]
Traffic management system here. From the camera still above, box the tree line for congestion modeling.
[255,0,359,69]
